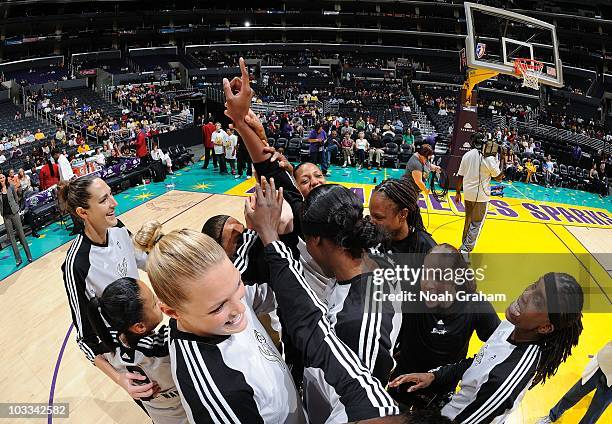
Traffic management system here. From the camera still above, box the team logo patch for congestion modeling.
[117,257,128,277]
[253,329,286,369]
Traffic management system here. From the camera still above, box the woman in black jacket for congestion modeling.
[0,172,32,266]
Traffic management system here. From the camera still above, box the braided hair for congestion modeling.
[531,272,584,387]
[374,177,426,233]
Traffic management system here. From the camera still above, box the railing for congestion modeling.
[517,121,611,154]
[324,100,339,115]
[251,102,294,114]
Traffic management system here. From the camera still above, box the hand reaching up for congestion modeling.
[223,58,253,125]
[244,177,284,245]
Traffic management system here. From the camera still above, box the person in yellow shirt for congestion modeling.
[77,143,90,154]
[34,129,45,141]
[525,159,537,183]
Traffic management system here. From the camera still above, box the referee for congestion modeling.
[454,133,503,262]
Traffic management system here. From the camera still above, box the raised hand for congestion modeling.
[223,58,253,124]
[244,177,284,245]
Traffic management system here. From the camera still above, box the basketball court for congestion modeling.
[0,161,610,423]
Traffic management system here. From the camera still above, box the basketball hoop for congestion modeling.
[513,58,544,90]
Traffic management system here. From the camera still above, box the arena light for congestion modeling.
[244,21,250,27]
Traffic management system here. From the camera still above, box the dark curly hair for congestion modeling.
[301,184,388,258]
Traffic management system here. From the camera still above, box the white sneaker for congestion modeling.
[535,417,552,424]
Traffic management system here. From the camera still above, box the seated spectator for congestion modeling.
[17,168,32,195]
[368,132,386,170]
[34,128,46,141]
[22,155,33,171]
[355,116,366,131]
[403,128,415,148]
[77,143,90,154]
[392,117,404,132]
[55,128,66,144]
[503,148,517,181]
[341,134,354,167]
[41,142,50,156]
[355,131,369,169]
[382,122,395,138]
[525,158,537,183]
[151,142,173,174]
[340,120,354,138]
[93,147,106,167]
[29,166,40,190]
[0,152,6,164]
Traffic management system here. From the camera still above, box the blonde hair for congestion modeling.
[134,221,226,309]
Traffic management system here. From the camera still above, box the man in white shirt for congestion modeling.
[52,149,75,182]
[454,133,503,261]
[52,148,80,235]
[225,128,238,175]
[211,122,229,175]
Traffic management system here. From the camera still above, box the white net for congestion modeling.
[515,59,544,90]
[521,71,541,90]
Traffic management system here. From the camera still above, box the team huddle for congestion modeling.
[60,59,586,424]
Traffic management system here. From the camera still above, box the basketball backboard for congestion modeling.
[464,2,563,88]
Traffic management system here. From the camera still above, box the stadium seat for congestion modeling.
[382,142,399,169]
[580,169,591,189]
[558,164,568,187]
[299,139,311,162]
[285,138,301,161]
[178,144,194,163]
[567,166,577,188]
[398,144,413,168]
[275,138,287,150]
